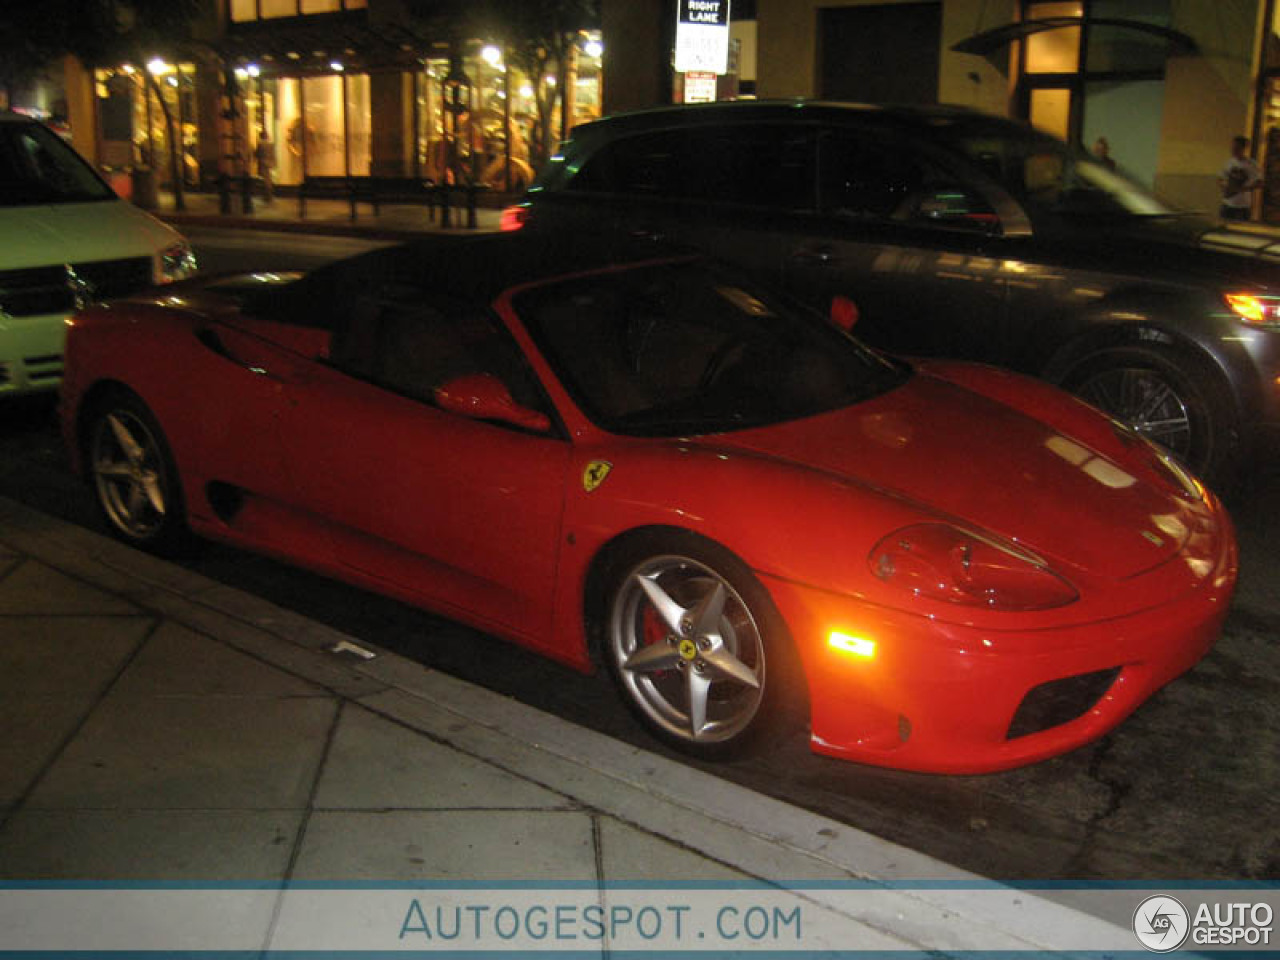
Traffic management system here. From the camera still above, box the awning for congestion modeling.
[953,16,1199,58]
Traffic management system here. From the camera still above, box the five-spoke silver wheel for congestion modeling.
[608,552,766,748]
[89,401,178,546]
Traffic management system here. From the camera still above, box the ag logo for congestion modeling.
[582,460,612,493]
[1133,895,1190,952]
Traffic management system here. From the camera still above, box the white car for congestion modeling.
[0,112,196,395]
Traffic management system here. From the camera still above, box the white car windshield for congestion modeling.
[0,120,115,206]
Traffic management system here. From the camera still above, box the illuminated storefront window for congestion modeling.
[93,62,199,186]
[1024,1,1083,74]
[230,0,365,23]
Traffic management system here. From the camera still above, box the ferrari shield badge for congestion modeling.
[582,460,612,492]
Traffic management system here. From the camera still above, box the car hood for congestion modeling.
[706,371,1193,580]
[1047,213,1280,287]
[0,199,180,269]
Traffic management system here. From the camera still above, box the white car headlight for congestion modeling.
[158,241,197,282]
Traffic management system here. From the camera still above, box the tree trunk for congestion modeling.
[145,70,184,211]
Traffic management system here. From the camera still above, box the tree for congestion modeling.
[20,0,205,210]
[0,6,72,110]
[477,0,599,167]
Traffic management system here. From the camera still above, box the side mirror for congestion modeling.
[830,295,859,333]
[434,373,551,433]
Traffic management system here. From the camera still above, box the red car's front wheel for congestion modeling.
[603,532,797,758]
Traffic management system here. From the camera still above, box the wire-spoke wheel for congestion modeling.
[88,396,188,553]
[1064,344,1237,487]
[603,533,795,758]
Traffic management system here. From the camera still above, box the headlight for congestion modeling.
[869,524,1078,610]
[158,241,197,283]
[1224,292,1280,328]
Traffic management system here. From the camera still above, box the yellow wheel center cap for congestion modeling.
[678,637,698,661]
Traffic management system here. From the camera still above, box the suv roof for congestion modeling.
[563,99,1008,140]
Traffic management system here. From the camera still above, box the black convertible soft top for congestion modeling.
[243,231,696,330]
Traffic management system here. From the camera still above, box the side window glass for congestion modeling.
[900,184,1000,231]
[690,126,814,210]
[330,285,547,419]
[819,131,998,232]
[820,131,925,219]
[570,126,815,212]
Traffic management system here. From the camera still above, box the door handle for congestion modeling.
[630,226,665,242]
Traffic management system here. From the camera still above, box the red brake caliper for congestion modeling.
[641,603,670,677]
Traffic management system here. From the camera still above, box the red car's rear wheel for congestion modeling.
[87,395,189,554]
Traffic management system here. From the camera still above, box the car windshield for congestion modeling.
[517,260,909,436]
[926,116,1176,220]
[0,120,115,205]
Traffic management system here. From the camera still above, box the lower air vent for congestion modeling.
[1007,667,1121,739]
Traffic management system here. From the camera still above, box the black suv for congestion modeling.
[509,100,1280,487]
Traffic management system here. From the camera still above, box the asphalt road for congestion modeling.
[2,227,1276,883]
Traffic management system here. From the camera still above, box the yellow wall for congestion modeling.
[756,0,1016,116]
[1154,1,1261,211]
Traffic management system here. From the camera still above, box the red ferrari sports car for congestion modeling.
[59,234,1237,773]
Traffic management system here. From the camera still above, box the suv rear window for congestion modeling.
[569,125,815,212]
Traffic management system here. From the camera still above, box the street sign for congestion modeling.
[674,0,732,74]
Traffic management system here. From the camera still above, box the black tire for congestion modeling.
[1062,344,1239,487]
[86,393,192,556]
[599,529,802,760]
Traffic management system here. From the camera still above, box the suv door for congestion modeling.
[550,123,820,289]
[783,126,1014,363]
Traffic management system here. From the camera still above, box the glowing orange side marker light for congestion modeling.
[829,631,876,659]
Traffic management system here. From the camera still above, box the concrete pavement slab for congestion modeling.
[0,810,304,880]
[26,693,337,810]
[0,616,152,697]
[110,620,328,700]
[292,810,597,881]
[0,617,153,805]
[120,586,392,701]
[595,818,749,882]
[0,697,103,808]
[0,559,139,616]
[313,704,570,811]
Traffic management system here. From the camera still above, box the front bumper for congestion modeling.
[762,518,1237,774]
[0,311,66,395]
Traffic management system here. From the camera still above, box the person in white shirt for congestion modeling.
[1219,135,1262,221]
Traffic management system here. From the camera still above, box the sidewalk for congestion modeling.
[145,187,504,242]
[0,495,1139,952]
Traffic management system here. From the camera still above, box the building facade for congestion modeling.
[753,0,1271,214]
[603,0,1280,218]
[60,0,603,199]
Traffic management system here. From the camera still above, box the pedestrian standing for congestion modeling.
[1219,135,1261,221]
[255,133,275,204]
[1092,136,1116,171]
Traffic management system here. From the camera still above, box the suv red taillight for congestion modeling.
[500,204,529,232]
